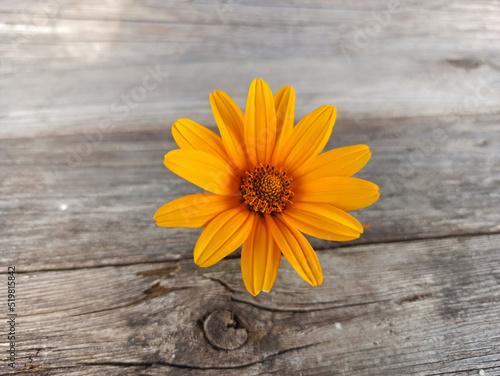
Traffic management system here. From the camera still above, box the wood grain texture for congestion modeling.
[1,114,499,271]
[1,0,500,375]
[1,1,500,138]
[2,235,500,375]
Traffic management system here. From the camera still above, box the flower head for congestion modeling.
[155,79,379,296]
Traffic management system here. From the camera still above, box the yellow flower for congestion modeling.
[155,79,379,296]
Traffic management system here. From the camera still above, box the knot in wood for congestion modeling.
[203,310,248,351]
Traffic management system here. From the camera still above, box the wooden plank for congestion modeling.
[2,55,500,138]
[1,1,500,374]
[1,113,499,271]
[1,1,500,137]
[1,234,500,375]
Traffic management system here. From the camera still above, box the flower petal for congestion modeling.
[294,144,371,181]
[164,149,239,195]
[194,205,254,267]
[241,217,281,296]
[155,193,240,228]
[279,105,336,172]
[244,79,277,165]
[271,86,295,164]
[294,177,380,211]
[266,215,323,286]
[172,119,228,161]
[210,90,248,171]
[282,202,363,241]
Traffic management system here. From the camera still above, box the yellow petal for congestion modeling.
[244,79,277,165]
[265,215,323,286]
[210,91,248,171]
[241,217,281,296]
[282,202,362,241]
[294,144,371,181]
[194,205,254,267]
[294,177,380,211]
[271,86,295,164]
[155,193,240,228]
[164,149,239,195]
[278,105,336,172]
[172,119,228,161]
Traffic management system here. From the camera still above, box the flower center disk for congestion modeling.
[240,164,293,215]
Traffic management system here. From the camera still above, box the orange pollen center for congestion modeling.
[240,164,294,215]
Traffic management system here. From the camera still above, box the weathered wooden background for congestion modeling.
[1,0,500,375]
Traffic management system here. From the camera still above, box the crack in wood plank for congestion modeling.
[72,283,191,317]
[232,295,389,313]
[78,341,324,370]
[4,231,500,275]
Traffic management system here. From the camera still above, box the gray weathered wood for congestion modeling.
[1,114,499,271]
[1,0,500,374]
[2,235,500,375]
[1,1,500,138]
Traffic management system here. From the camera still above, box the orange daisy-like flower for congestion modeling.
[155,79,379,296]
